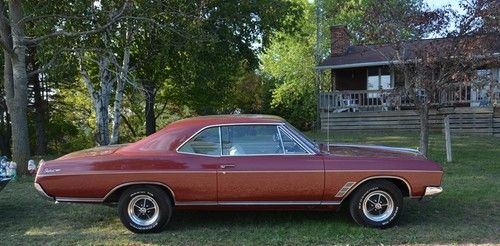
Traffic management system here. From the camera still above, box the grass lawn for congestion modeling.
[0,131,498,245]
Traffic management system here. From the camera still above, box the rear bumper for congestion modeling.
[420,186,443,202]
[34,183,54,201]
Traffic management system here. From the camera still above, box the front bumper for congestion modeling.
[420,186,443,202]
[34,183,54,201]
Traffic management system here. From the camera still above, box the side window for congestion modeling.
[221,125,283,155]
[279,128,307,154]
[178,127,220,155]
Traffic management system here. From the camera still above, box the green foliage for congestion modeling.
[165,0,304,115]
[260,0,318,129]
[259,0,425,130]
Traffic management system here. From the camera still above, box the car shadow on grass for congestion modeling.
[168,209,355,231]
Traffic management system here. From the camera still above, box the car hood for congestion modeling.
[324,144,426,160]
[58,144,129,160]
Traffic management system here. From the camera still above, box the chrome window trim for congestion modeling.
[219,126,223,156]
[176,126,222,157]
[220,124,285,156]
[175,122,317,157]
[276,125,286,154]
[278,126,310,155]
[279,126,316,155]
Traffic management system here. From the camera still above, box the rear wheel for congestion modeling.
[118,186,172,233]
[349,180,403,228]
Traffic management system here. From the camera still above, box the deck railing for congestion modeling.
[320,86,499,112]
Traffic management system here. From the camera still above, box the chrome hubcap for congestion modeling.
[127,194,159,226]
[362,190,394,222]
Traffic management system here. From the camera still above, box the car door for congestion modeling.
[217,124,324,204]
[175,127,220,204]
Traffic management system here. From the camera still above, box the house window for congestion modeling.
[367,67,393,98]
[471,69,495,106]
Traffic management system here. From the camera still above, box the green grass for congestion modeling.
[0,131,499,245]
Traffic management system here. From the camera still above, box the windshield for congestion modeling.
[284,123,320,153]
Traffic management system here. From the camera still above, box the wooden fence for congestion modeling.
[321,107,500,136]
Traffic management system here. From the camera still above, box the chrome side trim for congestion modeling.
[218,201,322,206]
[55,197,103,203]
[335,181,356,197]
[175,201,341,206]
[34,183,54,201]
[331,144,422,156]
[55,182,178,204]
[175,201,218,206]
[220,170,322,173]
[103,181,176,202]
[339,175,413,201]
[320,201,342,205]
[36,170,217,177]
[326,170,443,173]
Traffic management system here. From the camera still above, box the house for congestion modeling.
[316,25,500,136]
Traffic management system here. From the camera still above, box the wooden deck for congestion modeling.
[321,106,500,136]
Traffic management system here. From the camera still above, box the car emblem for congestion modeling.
[44,168,61,173]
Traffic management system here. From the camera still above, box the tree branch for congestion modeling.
[25,0,130,45]
[0,1,14,57]
[27,49,69,77]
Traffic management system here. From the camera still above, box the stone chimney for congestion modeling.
[330,25,351,57]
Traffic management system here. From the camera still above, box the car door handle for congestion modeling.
[220,164,236,169]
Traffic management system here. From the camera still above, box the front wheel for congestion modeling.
[118,186,172,233]
[349,180,403,228]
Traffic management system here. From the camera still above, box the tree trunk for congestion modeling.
[28,47,47,155]
[79,55,111,146]
[419,104,430,157]
[144,81,156,135]
[110,47,130,145]
[4,0,31,174]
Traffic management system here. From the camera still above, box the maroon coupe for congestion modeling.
[35,115,443,233]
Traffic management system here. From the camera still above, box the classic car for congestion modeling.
[34,115,443,233]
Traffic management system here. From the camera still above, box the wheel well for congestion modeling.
[344,177,411,202]
[103,183,175,204]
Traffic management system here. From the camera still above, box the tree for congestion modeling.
[358,0,499,156]
[137,0,303,128]
[260,0,424,129]
[0,0,129,173]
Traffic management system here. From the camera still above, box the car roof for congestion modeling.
[167,114,286,129]
[118,115,287,153]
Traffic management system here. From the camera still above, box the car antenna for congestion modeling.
[327,94,330,148]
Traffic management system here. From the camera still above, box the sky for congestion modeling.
[424,0,461,11]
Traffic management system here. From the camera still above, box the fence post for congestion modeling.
[444,115,452,162]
